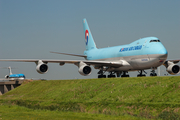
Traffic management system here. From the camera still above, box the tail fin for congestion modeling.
[8,66,12,75]
[83,18,97,50]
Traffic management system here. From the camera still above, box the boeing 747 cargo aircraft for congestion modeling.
[0,19,180,78]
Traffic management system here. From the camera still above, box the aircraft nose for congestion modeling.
[159,48,168,55]
[158,48,168,59]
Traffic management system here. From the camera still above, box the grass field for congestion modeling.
[0,103,141,120]
[1,76,180,119]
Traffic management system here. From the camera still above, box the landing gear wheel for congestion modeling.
[150,73,157,76]
[121,72,130,77]
[107,71,116,78]
[108,75,116,78]
[98,75,106,78]
[98,75,101,78]
[97,67,108,78]
[137,70,146,77]
[121,75,129,77]
[137,74,146,77]
[150,68,157,76]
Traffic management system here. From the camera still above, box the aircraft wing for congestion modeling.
[50,51,87,58]
[0,78,8,80]
[0,59,123,67]
[166,59,180,64]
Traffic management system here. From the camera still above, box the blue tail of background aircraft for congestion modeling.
[83,18,97,51]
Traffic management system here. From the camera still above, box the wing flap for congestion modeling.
[84,61,123,67]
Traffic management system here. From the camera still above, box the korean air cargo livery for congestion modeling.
[0,19,180,78]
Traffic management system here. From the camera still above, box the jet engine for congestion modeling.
[36,63,48,74]
[5,75,9,79]
[78,63,91,76]
[166,64,180,75]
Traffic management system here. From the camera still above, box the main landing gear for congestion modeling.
[97,67,131,78]
[137,69,157,77]
[121,71,130,77]
[97,66,118,78]
[107,72,116,78]
[137,70,146,77]
[98,70,116,78]
[98,69,106,78]
[150,69,157,76]
[97,68,158,78]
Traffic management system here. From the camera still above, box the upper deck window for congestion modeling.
[150,40,160,43]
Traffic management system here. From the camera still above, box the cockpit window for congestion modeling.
[150,40,160,42]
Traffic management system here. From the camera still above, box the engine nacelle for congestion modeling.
[36,63,48,74]
[5,75,9,79]
[167,64,180,75]
[78,64,91,76]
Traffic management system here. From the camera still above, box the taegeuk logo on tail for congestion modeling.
[85,30,89,45]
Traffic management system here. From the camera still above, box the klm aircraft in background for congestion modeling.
[1,67,25,80]
[0,19,180,78]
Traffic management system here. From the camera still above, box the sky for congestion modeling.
[0,0,180,80]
